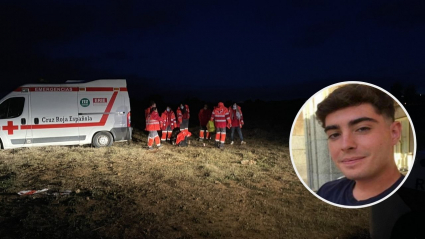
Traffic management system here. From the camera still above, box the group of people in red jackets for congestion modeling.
[145,101,245,150]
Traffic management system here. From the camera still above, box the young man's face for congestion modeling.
[324,103,401,181]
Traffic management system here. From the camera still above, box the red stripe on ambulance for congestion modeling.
[86,87,114,91]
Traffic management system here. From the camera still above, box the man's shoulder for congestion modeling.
[317,175,405,206]
[316,177,355,204]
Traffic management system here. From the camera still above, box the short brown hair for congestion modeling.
[316,84,395,127]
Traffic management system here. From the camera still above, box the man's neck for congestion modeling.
[352,166,401,201]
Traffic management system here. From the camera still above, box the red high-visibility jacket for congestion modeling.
[176,105,190,124]
[161,110,176,130]
[211,102,231,128]
[198,108,212,126]
[176,131,192,145]
[145,111,163,131]
[228,106,244,128]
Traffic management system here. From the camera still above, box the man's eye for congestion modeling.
[328,133,340,140]
[356,127,371,133]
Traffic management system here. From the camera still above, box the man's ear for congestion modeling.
[390,121,402,146]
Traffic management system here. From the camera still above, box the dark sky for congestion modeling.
[1,0,425,102]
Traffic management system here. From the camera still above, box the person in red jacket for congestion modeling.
[176,130,192,146]
[210,102,231,149]
[176,104,190,133]
[228,103,246,145]
[198,104,212,141]
[145,107,163,150]
[160,106,176,142]
[145,101,156,119]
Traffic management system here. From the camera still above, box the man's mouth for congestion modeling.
[340,156,365,165]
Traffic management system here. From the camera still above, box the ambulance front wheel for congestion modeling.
[92,132,113,148]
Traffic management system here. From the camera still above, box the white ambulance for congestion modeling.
[0,79,132,149]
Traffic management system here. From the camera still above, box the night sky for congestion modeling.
[1,1,425,102]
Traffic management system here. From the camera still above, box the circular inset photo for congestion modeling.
[289,81,416,208]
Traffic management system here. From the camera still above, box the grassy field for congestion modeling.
[0,127,369,239]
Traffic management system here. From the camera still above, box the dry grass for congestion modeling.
[0,127,369,239]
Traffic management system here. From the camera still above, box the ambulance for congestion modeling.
[0,79,132,149]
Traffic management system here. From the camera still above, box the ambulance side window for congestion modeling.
[0,97,25,119]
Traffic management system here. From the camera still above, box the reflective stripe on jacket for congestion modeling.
[211,102,230,128]
[145,111,163,131]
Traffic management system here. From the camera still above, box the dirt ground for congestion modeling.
[0,127,369,239]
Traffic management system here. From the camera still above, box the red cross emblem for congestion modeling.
[2,121,19,135]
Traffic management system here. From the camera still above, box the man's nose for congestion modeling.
[341,132,356,151]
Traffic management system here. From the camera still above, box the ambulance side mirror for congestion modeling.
[21,118,26,125]
[34,118,39,124]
